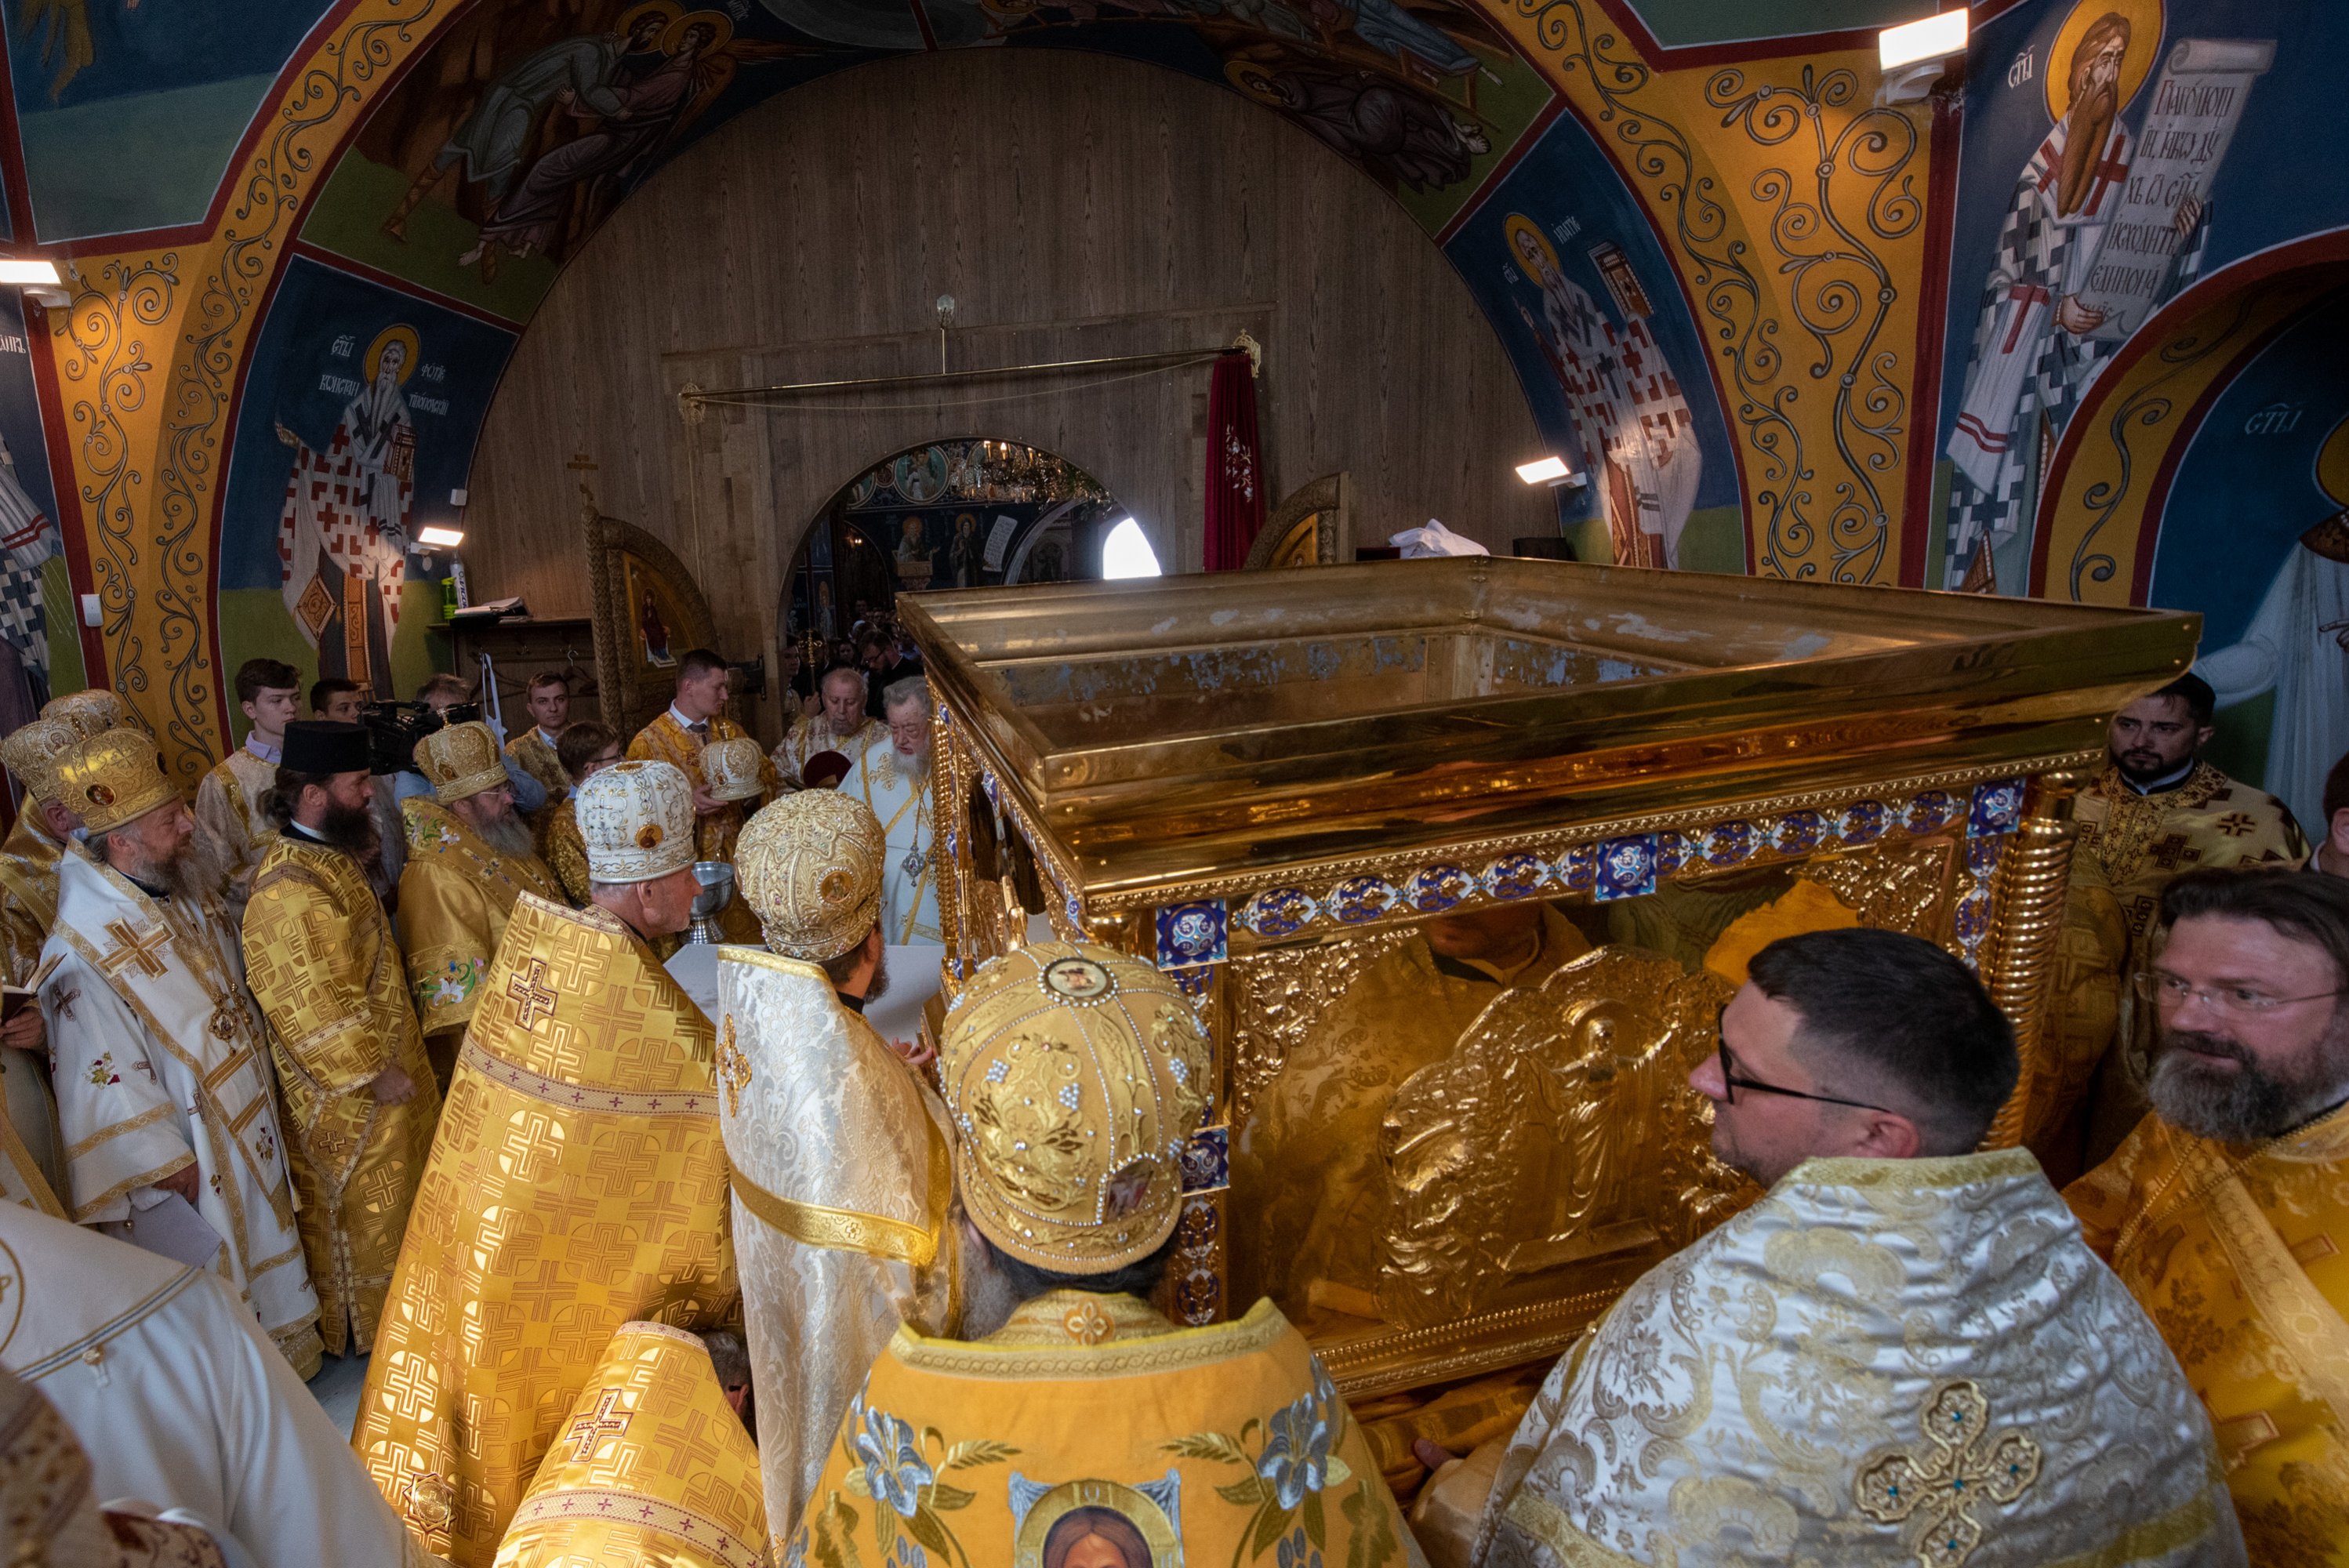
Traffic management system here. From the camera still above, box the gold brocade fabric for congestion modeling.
[0,812,65,1213]
[1233,907,1588,1320]
[492,1321,766,1568]
[786,1294,1422,1568]
[539,799,590,907]
[505,731,569,824]
[241,834,441,1357]
[714,946,957,1540]
[191,746,278,918]
[1480,1151,2237,1568]
[0,810,60,984]
[355,894,735,1566]
[394,797,564,1036]
[771,713,880,791]
[626,713,776,864]
[2068,1104,2349,1563]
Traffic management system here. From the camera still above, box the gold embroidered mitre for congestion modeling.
[40,688,135,739]
[942,942,1210,1272]
[53,728,175,836]
[576,760,695,884]
[0,717,79,807]
[736,790,883,962]
[493,1322,766,1568]
[416,720,508,804]
[355,893,735,1566]
[701,736,766,804]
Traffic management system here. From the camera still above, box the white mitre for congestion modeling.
[576,760,695,884]
[714,789,953,1549]
[1466,1149,2242,1568]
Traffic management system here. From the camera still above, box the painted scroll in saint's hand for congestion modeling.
[2074,36,2275,341]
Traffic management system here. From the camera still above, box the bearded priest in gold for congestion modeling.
[716,788,955,1541]
[356,759,735,1566]
[492,1321,768,1568]
[241,720,441,1358]
[2069,870,2349,1564]
[0,715,83,1215]
[395,720,562,1083]
[38,728,321,1375]
[786,938,1428,1568]
[626,649,777,863]
[1414,928,2237,1568]
[838,677,942,944]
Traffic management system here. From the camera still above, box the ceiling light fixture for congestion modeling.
[1515,456,1571,485]
[0,258,67,308]
[1878,9,1967,103]
[416,525,466,548]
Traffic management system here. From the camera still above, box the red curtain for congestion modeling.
[1204,350,1265,572]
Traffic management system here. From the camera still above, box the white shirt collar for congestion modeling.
[667,704,704,731]
[245,734,282,764]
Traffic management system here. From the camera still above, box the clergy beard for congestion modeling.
[463,801,536,859]
[313,800,380,860]
[2148,1015,2349,1142]
[866,946,891,1003]
[890,744,931,785]
[2057,82,2118,217]
[114,840,215,901]
[957,1221,1024,1341]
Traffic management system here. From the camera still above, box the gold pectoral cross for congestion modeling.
[715,1018,752,1118]
[1855,1379,2042,1568]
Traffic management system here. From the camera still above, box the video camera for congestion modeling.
[361,699,481,777]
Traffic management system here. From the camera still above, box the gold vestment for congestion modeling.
[242,833,442,1356]
[504,730,568,822]
[771,712,880,790]
[2069,1104,2349,1563]
[394,797,564,1037]
[492,1321,766,1568]
[0,811,64,1213]
[538,798,590,906]
[626,712,775,864]
[355,894,735,1566]
[1233,907,1588,1321]
[191,745,278,919]
[789,1292,1421,1568]
[714,946,956,1541]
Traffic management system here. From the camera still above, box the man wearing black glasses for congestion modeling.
[1412,926,2239,1568]
[2070,869,2349,1564]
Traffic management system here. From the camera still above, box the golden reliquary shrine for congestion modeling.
[904,557,2198,1405]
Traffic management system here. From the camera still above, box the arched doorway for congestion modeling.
[781,437,1131,659]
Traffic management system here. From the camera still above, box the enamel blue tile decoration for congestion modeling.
[1556,842,1596,893]
[1967,778,2027,838]
[1404,864,1472,913]
[1155,901,1228,969]
[1653,832,1688,877]
[1905,790,1956,833]
[1839,799,1887,845]
[1770,811,1824,855]
[1594,835,1659,901]
[1331,876,1397,924]
[1700,820,1754,867]
[1482,852,1548,901]
[1242,887,1316,938]
[1181,1126,1230,1192]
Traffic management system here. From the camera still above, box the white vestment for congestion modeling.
[0,1201,440,1567]
[39,849,318,1365]
[841,740,941,943]
[1472,1149,2242,1567]
[2197,541,2349,834]
[715,946,955,1544]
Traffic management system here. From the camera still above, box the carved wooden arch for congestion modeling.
[1243,473,1352,569]
[585,506,720,739]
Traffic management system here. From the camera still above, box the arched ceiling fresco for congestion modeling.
[9,0,1951,779]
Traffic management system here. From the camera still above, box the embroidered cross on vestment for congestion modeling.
[566,1387,630,1460]
[1854,1379,2042,1568]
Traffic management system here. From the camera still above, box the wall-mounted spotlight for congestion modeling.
[0,258,69,309]
[1515,455,1585,488]
[416,525,466,549]
[1878,9,1967,103]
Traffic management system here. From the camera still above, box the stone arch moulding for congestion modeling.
[2028,227,2349,607]
[24,0,1948,786]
